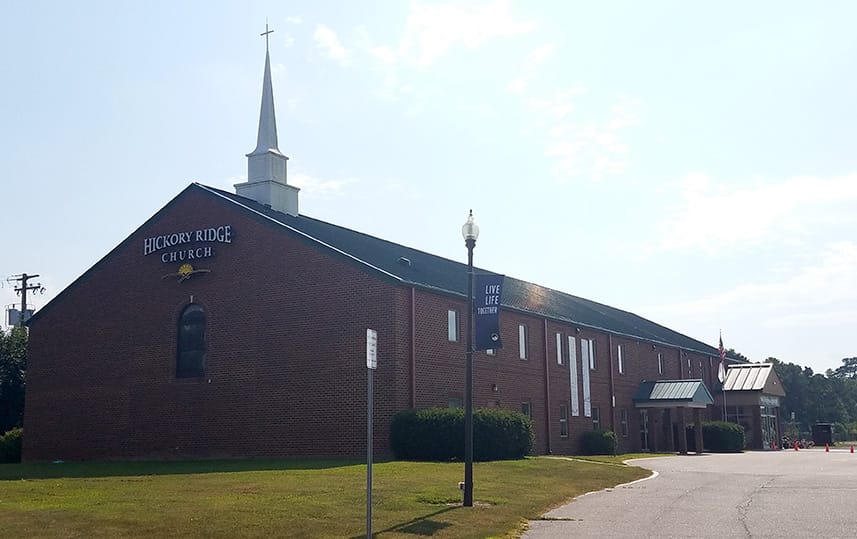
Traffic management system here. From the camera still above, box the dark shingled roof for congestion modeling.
[199,184,728,358]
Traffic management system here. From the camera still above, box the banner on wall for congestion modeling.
[474,274,504,351]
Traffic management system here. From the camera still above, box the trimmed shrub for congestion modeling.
[580,430,617,455]
[0,427,23,463]
[473,408,534,461]
[390,407,533,461]
[391,407,463,461]
[687,421,744,452]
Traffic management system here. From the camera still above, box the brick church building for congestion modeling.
[22,40,774,462]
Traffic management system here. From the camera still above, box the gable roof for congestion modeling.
[197,184,732,358]
[28,181,741,361]
[632,380,714,408]
[723,363,785,396]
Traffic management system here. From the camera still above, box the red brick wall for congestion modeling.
[24,188,411,461]
[24,186,723,461]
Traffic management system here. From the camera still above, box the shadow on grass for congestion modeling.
[350,506,456,538]
[0,458,368,481]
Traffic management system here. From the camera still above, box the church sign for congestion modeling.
[143,225,233,264]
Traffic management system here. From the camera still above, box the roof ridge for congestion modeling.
[195,182,728,358]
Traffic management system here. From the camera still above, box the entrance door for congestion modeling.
[640,409,650,451]
[761,406,777,450]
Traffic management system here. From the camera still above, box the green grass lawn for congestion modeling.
[0,456,649,538]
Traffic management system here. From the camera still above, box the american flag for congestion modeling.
[718,333,727,383]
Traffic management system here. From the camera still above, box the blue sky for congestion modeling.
[2,1,855,375]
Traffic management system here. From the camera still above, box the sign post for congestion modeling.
[365,328,377,539]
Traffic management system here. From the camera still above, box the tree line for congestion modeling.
[0,327,27,434]
[766,356,857,440]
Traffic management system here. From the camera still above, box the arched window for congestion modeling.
[177,303,206,378]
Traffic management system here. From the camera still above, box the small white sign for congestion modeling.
[366,329,378,369]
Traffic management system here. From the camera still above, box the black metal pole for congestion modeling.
[366,366,373,538]
[464,238,475,507]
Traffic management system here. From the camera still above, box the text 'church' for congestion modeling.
[22,34,782,462]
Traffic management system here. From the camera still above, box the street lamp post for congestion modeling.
[461,209,479,507]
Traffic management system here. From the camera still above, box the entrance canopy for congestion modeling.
[722,363,785,397]
[633,379,714,409]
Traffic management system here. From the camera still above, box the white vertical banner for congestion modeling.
[568,336,580,417]
[581,338,592,417]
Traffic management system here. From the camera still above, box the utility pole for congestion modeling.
[8,273,45,327]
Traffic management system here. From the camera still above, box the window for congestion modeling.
[658,352,663,375]
[687,357,691,374]
[556,332,563,365]
[559,404,569,437]
[521,401,532,419]
[177,303,206,378]
[620,408,629,437]
[448,397,462,408]
[447,309,459,342]
[592,406,601,430]
[580,338,592,416]
[518,324,528,360]
[568,336,580,417]
[486,349,495,356]
[582,338,596,370]
[617,344,625,374]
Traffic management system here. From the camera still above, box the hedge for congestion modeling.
[390,407,533,461]
[579,430,617,455]
[0,427,23,463]
[686,421,745,452]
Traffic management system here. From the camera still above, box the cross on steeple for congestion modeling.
[261,21,274,52]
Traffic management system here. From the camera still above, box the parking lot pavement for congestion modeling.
[523,450,857,538]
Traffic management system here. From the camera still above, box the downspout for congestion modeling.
[608,334,616,433]
[543,318,552,454]
[410,287,416,408]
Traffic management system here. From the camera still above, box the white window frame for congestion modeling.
[555,332,563,365]
[447,309,459,342]
[559,404,569,437]
[581,338,592,417]
[617,344,625,375]
[518,324,528,360]
[582,338,596,370]
[568,336,580,417]
[658,352,663,375]
[592,406,601,430]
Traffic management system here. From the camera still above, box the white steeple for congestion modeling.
[235,23,300,216]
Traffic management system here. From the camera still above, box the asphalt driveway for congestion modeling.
[524,448,857,538]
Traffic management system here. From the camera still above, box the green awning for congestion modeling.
[633,380,714,409]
